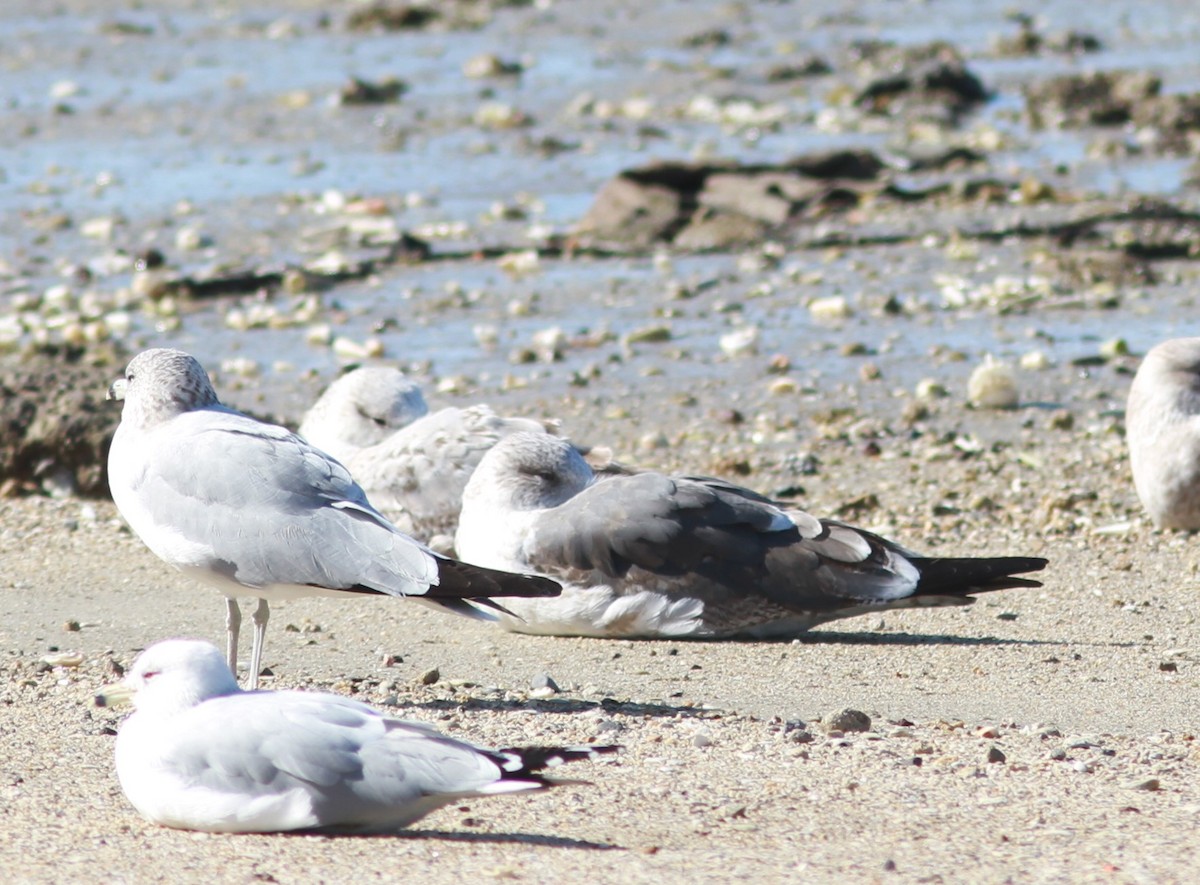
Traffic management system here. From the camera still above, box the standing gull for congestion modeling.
[1127,337,1200,529]
[97,639,616,834]
[106,348,560,688]
[300,365,554,546]
[456,433,1048,638]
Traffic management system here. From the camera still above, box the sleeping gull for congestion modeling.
[96,639,616,834]
[456,432,1049,638]
[297,366,429,465]
[300,365,554,546]
[1127,336,1200,529]
[106,348,560,689]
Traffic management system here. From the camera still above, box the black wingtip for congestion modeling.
[492,744,621,784]
[914,556,1048,596]
[431,557,562,600]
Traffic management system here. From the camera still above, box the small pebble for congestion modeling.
[986,745,1007,764]
[1019,349,1050,370]
[1048,410,1074,431]
[474,101,529,129]
[497,249,540,277]
[1099,337,1129,358]
[624,325,672,344]
[720,326,759,358]
[463,53,523,79]
[50,79,82,98]
[767,353,790,373]
[809,295,853,320]
[81,217,116,240]
[915,378,949,399]
[531,327,566,362]
[41,651,84,668]
[825,708,871,733]
[473,324,500,347]
[174,227,209,251]
[418,667,440,686]
[967,355,1019,409]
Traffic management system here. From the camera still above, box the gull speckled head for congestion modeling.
[464,431,594,511]
[109,348,220,430]
[298,366,429,460]
[1141,338,1200,381]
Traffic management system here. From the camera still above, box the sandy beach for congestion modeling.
[4,398,1198,883]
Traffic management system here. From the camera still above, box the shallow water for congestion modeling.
[4,0,1200,417]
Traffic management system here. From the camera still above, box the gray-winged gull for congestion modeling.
[1127,337,1200,529]
[106,348,560,688]
[456,432,1048,638]
[96,639,616,834]
[299,365,554,547]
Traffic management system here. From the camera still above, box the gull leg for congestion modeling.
[248,598,270,691]
[224,597,242,678]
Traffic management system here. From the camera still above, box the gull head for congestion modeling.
[299,366,429,460]
[1139,338,1200,386]
[110,348,220,429]
[1130,337,1200,420]
[464,431,594,512]
[96,639,241,716]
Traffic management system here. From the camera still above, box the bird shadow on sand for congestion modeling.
[399,694,712,719]
[792,630,1138,649]
[395,829,622,850]
[286,827,621,849]
[792,630,1061,647]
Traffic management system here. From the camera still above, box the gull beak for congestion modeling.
[106,378,127,402]
[95,681,134,708]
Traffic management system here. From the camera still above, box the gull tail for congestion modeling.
[912,556,1047,598]
[420,557,562,621]
[481,745,621,794]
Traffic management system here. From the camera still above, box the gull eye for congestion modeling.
[520,465,557,483]
[356,406,388,428]
[141,669,160,681]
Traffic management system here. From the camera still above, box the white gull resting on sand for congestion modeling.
[106,348,560,689]
[299,365,554,545]
[97,639,616,834]
[456,432,1048,638]
[1127,336,1200,529]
